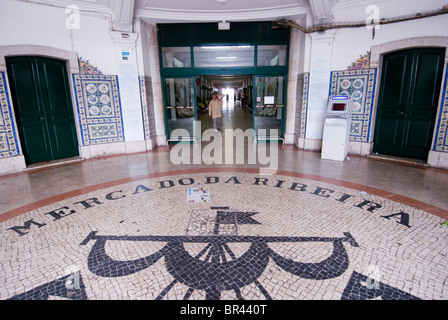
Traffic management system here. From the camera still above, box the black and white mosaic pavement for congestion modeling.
[1,172,447,300]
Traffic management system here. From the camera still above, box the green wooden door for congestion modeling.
[373,48,445,160]
[6,56,79,165]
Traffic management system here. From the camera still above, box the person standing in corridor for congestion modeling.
[209,91,224,132]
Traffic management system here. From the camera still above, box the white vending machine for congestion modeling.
[321,96,353,161]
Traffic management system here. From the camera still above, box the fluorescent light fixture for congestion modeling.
[216,56,237,60]
[218,21,230,30]
[200,46,251,50]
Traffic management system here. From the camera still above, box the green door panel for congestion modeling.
[6,57,52,164]
[373,51,409,156]
[402,118,434,160]
[20,124,51,164]
[401,49,445,159]
[411,52,443,106]
[6,56,79,165]
[381,53,410,107]
[373,48,445,160]
[38,58,79,160]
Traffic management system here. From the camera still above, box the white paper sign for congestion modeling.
[187,188,211,204]
[264,96,275,104]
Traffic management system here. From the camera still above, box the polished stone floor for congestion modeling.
[1,100,448,301]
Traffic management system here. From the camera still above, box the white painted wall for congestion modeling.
[135,19,151,77]
[0,0,117,75]
[0,0,152,173]
[302,0,448,151]
[332,5,448,71]
[110,31,145,146]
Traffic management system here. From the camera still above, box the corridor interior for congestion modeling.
[1,77,447,222]
[198,88,253,132]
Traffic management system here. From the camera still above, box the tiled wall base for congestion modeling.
[302,138,322,151]
[295,137,305,149]
[125,141,147,154]
[348,141,373,156]
[298,139,372,157]
[80,143,125,159]
[428,151,448,169]
[145,139,156,151]
[284,133,295,145]
[293,138,322,151]
[156,135,167,146]
[0,156,26,175]
[79,141,149,159]
[1,140,158,174]
[295,139,447,168]
[297,138,372,158]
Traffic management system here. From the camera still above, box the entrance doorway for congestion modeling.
[158,21,290,144]
[6,56,79,165]
[164,73,287,141]
[253,75,286,138]
[195,74,253,134]
[373,48,445,161]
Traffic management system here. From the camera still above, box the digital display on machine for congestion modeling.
[331,103,347,111]
[332,96,349,101]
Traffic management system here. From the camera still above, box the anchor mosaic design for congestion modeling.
[2,172,446,300]
[7,206,421,301]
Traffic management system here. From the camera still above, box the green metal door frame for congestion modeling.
[252,74,288,141]
[163,75,198,142]
[158,22,290,143]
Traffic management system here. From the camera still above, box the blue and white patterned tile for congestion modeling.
[88,123,119,141]
[139,76,151,141]
[139,76,157,141]
[295,73,309,139]
[433,64,448,153]
[329,69,377,142]
[0,72,20,158]
[73,74,124,146]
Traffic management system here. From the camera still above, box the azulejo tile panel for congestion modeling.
[329,69,377,142]
[347,52,370,71]
[0,72,20,158]
[73,74,124,145]
[433,64,448,152]
[88,123,119,140]
[295,73,309,139]
[139,76,157,141]
[78,58,103,75]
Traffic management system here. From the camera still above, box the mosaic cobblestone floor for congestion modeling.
[1,171,447,301]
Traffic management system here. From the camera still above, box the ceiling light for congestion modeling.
[201,46,251,50]
[218,21,230,30]
[216,56,237,60]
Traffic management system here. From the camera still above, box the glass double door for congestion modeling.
[164,77,197,142]
[254,76,286,140]
[164,75,286,142]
